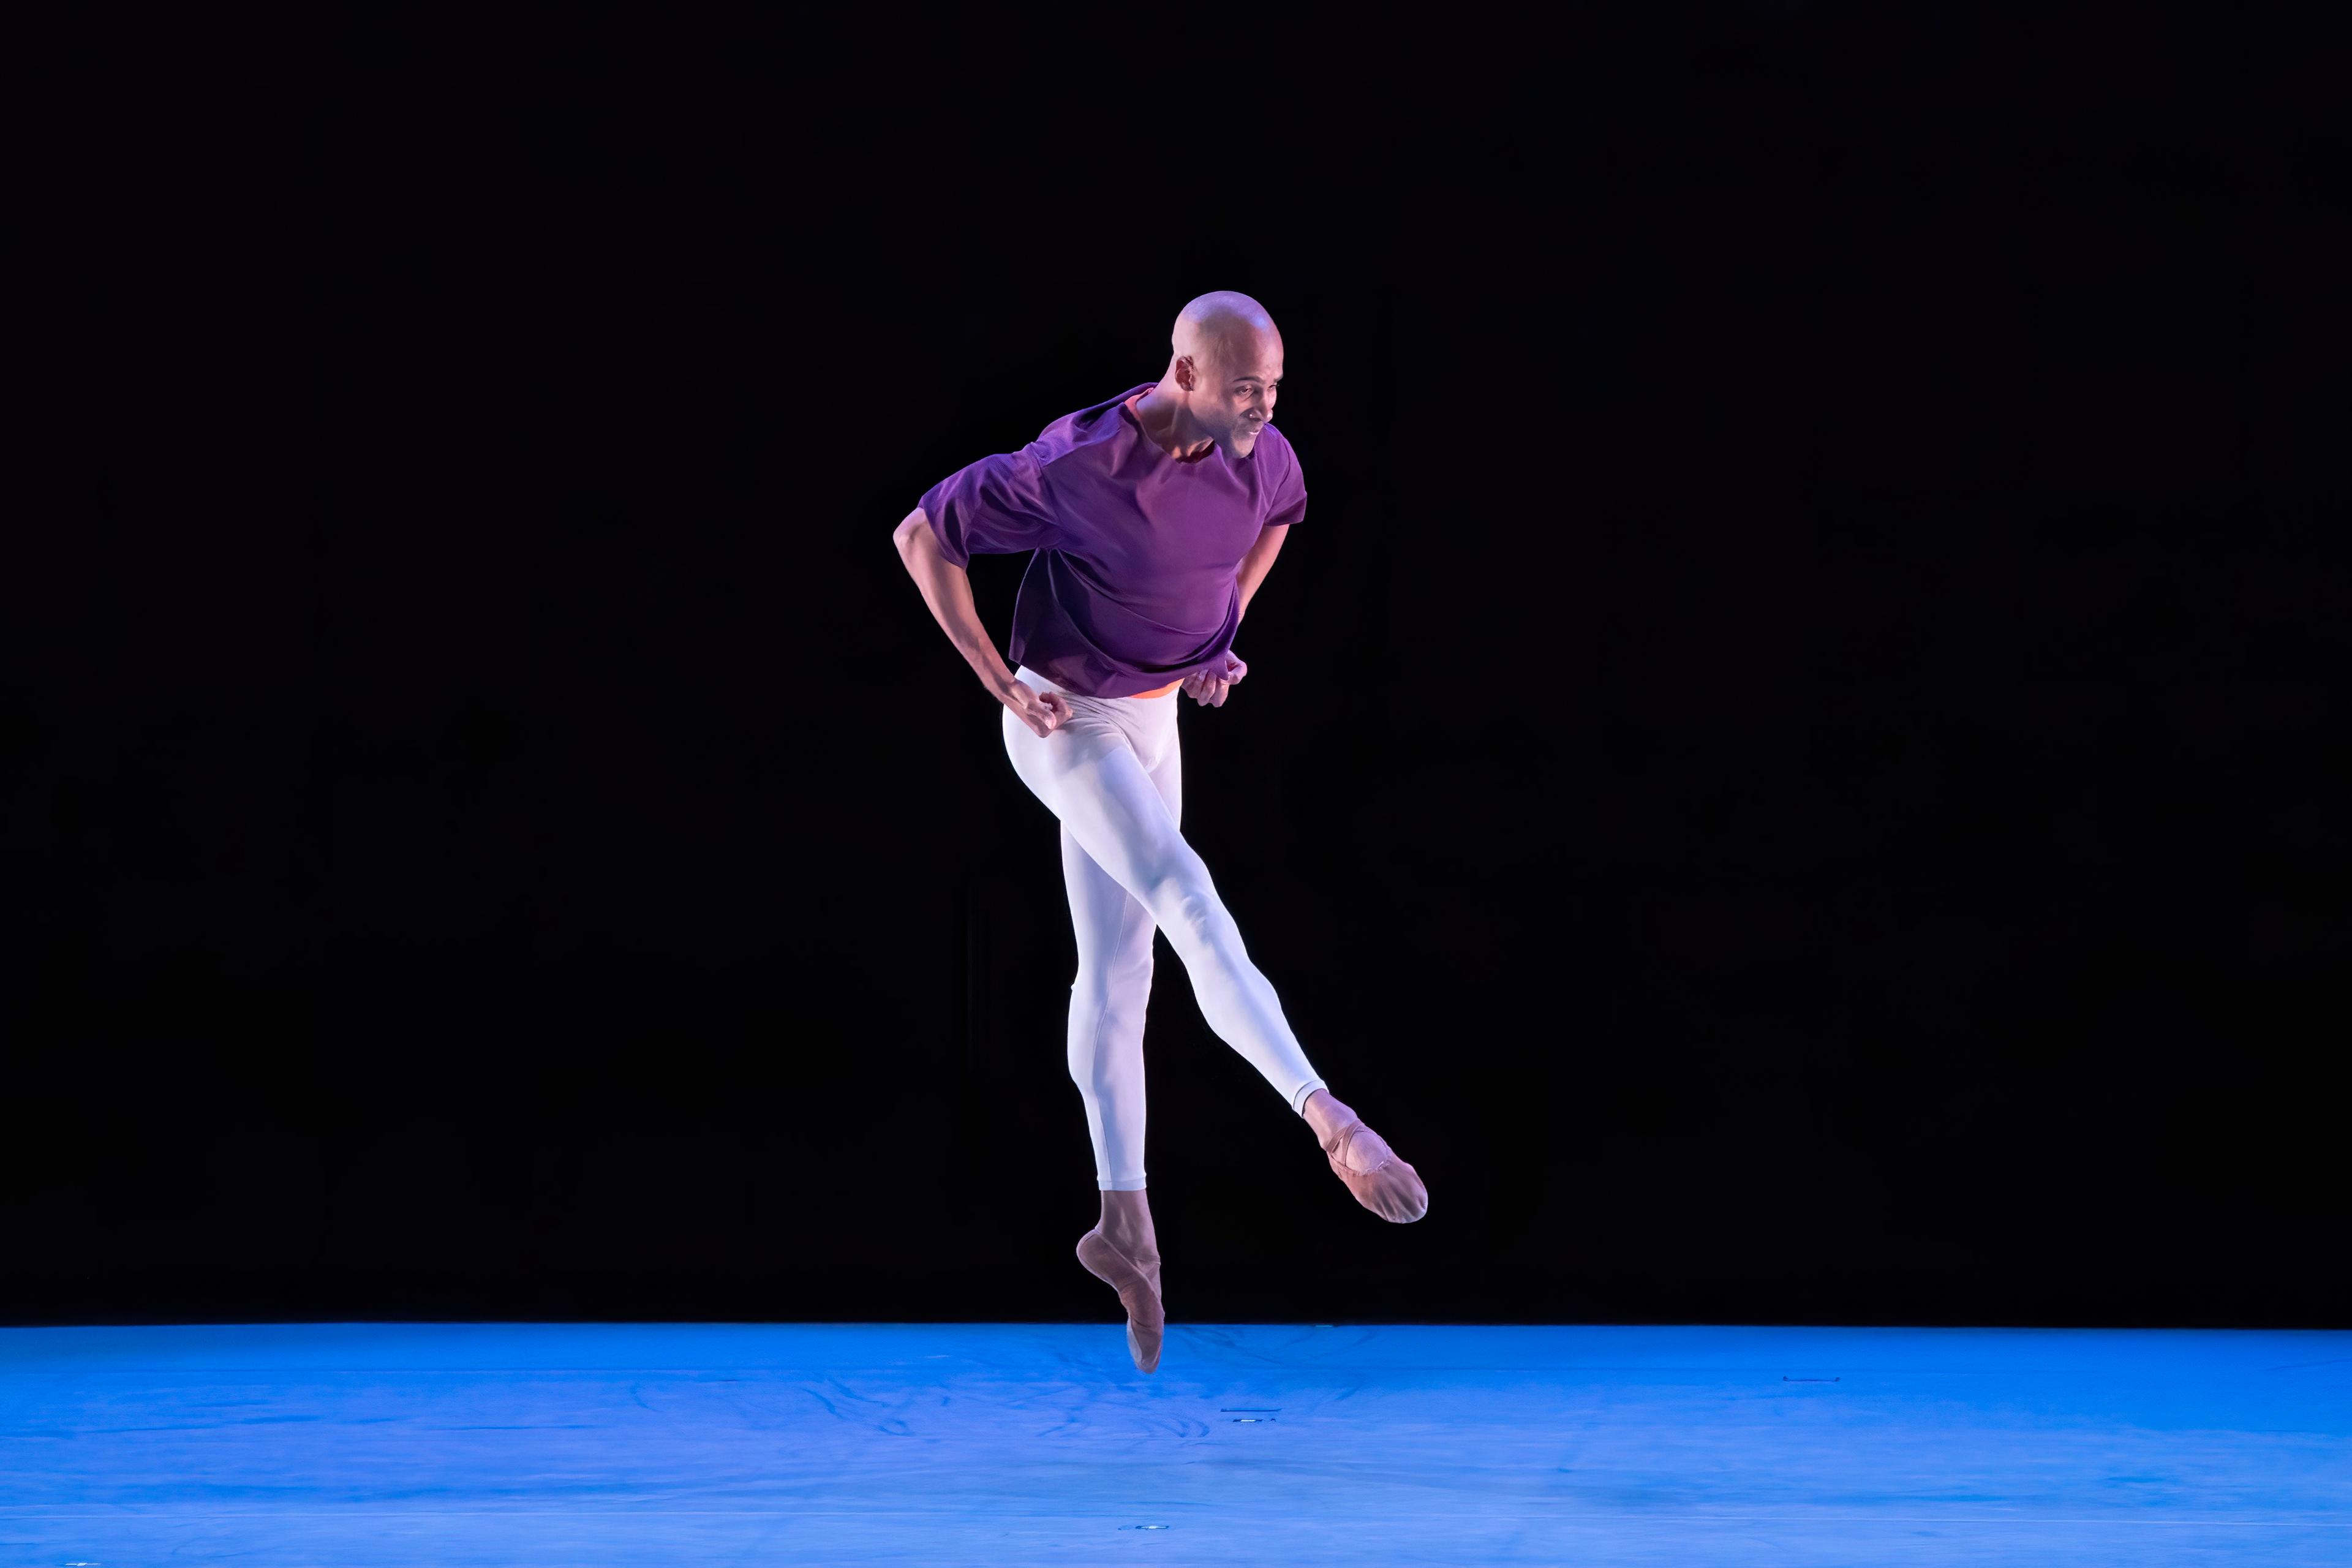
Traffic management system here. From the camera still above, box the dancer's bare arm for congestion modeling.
[1236,522,1288,622]
[894,507,1070,736]
[1183,522,1287,706]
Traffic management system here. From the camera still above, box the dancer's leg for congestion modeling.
[1060,736,1188,1371]
[1060,820,1157,1191]
[1005,676,1425,1237]
[1058,724,1200,1193]
[1122,729,1422,1221]
[1006,704,1327,1113]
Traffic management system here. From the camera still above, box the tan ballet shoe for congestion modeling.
[1076,1227,1165,1373]
[1320,1118,1429,1223]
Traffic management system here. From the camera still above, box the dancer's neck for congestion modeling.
[1130,386,1218,462]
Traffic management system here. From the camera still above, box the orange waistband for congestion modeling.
[1039,676,1183,701]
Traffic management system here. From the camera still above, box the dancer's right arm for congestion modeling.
[895,507,1069,737]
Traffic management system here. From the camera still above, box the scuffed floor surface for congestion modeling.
[2,1322,2347,1564]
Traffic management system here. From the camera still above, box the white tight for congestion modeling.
[1001,665,1327,1190]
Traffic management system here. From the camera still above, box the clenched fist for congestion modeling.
[992,673,1072,737]
[1182,652,1248,707]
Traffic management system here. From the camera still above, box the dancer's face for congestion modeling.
[1186,330,1284,461]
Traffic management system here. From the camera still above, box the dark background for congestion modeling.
[7,7,2345,1327]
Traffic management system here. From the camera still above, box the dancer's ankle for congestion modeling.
[1300,1088,1355,1144]
[1098,1189,1158,1258]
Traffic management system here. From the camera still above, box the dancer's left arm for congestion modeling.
[1188,524,1289,706]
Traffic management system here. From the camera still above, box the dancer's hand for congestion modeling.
[1183,652,1247,707]
[991,672,1071,737]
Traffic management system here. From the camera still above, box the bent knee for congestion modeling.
[1140,854,1213,915]
[1158,884,1242,955]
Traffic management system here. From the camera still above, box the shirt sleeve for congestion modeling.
[1263,442,1308,528]
[916,445,1059,567]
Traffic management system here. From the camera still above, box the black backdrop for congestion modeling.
[8,9,2345,1327]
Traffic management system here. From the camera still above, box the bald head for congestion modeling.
[1170,290,1282,383]
[1147,290,1284,461]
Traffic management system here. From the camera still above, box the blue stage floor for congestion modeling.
[3,1322,2346,1564]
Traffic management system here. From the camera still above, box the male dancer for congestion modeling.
[894,292,1427,1374]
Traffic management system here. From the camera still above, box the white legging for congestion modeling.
[1002,665,1327,1190]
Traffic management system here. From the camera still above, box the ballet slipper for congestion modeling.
[1076,1227,1165,1374]
[1319,1118,1429,1223]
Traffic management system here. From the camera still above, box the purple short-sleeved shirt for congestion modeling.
[916,382,1308,698]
